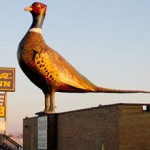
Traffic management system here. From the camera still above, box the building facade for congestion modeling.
[23,103,150,150]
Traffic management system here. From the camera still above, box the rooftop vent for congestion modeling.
[143,105,150,112]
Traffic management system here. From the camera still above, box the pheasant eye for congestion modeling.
[36,4,41,8]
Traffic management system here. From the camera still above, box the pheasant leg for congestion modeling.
[45,91,55,114]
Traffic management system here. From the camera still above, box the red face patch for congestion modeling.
[32,2,47,14]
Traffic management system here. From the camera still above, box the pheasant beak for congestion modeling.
[24,6,33,12]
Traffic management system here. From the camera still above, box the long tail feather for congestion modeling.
[95,87,150,93]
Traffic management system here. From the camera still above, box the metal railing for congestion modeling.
[0,134,22,150]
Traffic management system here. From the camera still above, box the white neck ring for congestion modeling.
[29,28,42,34]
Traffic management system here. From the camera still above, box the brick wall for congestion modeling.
[23,103,150,150]
[119,105,150,150]
[23,117,38,150]
[23,115,57,150]
[57,106,119,150]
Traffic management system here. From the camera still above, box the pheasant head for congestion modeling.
[24,2,47,15]
[24,2,47,29]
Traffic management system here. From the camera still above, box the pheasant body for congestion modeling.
[18,31,99,93]
[17,2,150,114]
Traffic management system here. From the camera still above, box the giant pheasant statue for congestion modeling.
[17,2,150,114]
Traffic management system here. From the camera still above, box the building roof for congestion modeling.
[57,103,150,115]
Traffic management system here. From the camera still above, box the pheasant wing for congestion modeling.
[34,47,97,92]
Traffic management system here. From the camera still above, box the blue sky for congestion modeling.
[0,0,150,134]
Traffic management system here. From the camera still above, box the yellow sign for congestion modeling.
[0,121,6,131]
[0,106,5,117]
[0,68,15,92]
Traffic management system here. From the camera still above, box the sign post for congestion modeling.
[0,93,5,117]
[4,92,7,134]
[0,92,6,134]
[0,67,15,134]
